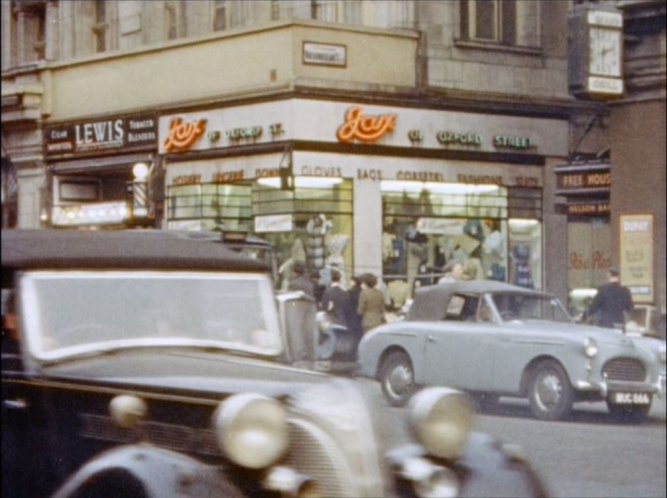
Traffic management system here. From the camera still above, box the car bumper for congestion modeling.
[574,379,664,399]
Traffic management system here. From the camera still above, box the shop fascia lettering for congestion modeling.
[44,115,157,156]
[163,116,284,153]
[160,105,538,154]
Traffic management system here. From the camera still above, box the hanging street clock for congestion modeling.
[568,5,624,100]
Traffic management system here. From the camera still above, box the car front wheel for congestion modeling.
[379,350,416,407]
[528,360,573,421]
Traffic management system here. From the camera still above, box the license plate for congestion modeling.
[611,392,651,405]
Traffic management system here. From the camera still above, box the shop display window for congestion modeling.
[166,183,252,231]
[381,181,510,300]
[508,219,542,290]
[252,178,353,289]
[566,218,611,318]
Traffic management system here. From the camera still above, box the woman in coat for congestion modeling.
[357,273,386,333]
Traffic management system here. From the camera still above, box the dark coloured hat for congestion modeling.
[608,267,619,277]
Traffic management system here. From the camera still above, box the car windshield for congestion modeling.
[490,292,573,323]
[20,270,282,360]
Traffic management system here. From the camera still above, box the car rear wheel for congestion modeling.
[528,360,573,421]
[606,401,651,424]
[379,350,415,407]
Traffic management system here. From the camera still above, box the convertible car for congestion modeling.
[357,281,666,422]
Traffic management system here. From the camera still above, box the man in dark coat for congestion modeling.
[586,267,634,329]
[320,270,350,328]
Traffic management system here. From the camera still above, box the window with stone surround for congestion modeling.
[459,0,540,49]
[11,0,46,62]
[213,0,227,31]
[93,0,107,53]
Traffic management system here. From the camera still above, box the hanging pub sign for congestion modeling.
[44,114,158,159]
[555,160,611,216]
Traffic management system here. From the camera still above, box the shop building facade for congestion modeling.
[5,0,648,307]
[158,98,568,298]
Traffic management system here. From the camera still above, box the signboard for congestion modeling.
[303,42,346,67]
[255,214,293,233]
[619,213,654,303]
[44,114,158,158]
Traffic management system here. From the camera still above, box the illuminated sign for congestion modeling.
[163,118,207,153]
[336,106,397,144]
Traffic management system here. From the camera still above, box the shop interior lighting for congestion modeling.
[52,201,128,227]
[380,181,500,195]
[257,176,344,189]
[569,288,598,299]
[508,218,540,228]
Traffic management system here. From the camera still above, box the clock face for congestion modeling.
[589,27,621,77]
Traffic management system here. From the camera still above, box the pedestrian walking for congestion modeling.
[320,270,351,328]
[357,273,386,333]
[585,267,634,329]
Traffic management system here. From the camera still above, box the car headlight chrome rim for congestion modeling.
[213,393,289,469]
[584,337,598,358]
[408,387,475,460]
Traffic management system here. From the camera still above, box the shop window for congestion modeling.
[166,183,252,231]
[459,0,540,48]
[381,181,509,297]
[508,218,542,290]
[252,178,353,290]
[566,218,611,319]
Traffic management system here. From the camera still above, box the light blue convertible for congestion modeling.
[357,281,666,422]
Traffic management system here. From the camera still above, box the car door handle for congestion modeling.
[3,398,28,410]
[428,335,435,342]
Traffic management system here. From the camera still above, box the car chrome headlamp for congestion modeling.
[213,393,289,469]
[399,456,459,498]
[584,337,598,358]
[408,387,475,460]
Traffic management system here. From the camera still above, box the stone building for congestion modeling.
[1,0,662,319]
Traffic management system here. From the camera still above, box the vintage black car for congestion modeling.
[2,229,547,498]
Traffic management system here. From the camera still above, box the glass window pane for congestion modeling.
[475,0,497,40]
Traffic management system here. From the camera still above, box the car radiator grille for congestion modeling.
[283,419,353,498]
[603,358,646,382]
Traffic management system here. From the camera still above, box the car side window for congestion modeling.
[445,295,479,322]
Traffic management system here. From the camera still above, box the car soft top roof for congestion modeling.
[1,229,271,272]
[408,281,553,321]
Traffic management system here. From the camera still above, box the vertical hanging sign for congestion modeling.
[619,213,654,303]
